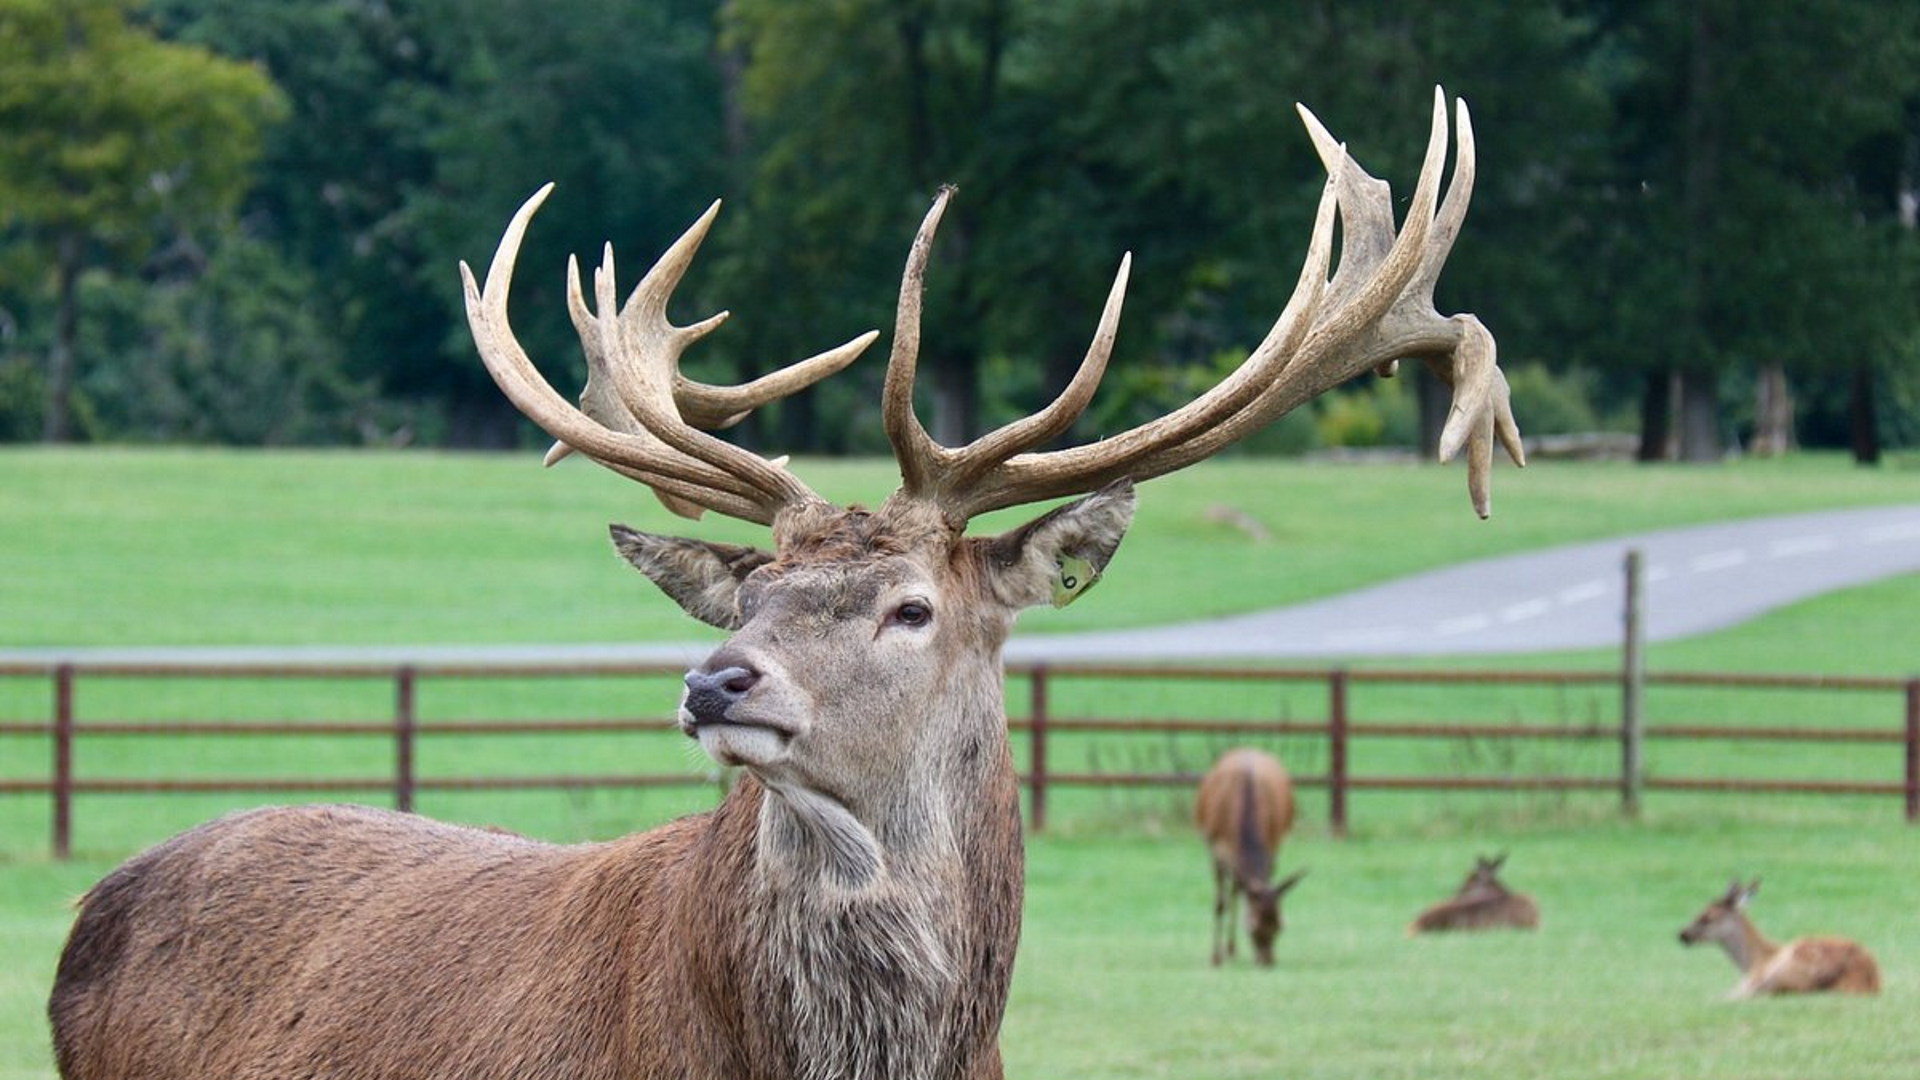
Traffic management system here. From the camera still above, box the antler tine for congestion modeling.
[907,88,1521,522]
[882,186,955,500]
[464,185,859,526]
[674,331,878,429]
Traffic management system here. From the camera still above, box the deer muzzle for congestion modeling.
[681,665,761,729]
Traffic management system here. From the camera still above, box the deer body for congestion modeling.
[52,90,1516,1077]
[1679,880,1880,999]
[1195,748,1304,966]
[52,782,1013,1079]
[1408,853,1539,934]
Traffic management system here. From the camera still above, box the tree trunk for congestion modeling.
[1636,369,1675,462]
[930,347,977,446]
[41,230,83,443]
[1748,361,1794,456]
[1677,367,1721,462]
[1670,2,1721,467]
[1848,362,1881,465]
[1415,366,1448,458]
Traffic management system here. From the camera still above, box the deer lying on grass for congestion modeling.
[1678,879,1880,998]
[49,89,1519,1080]
[1407,852,1540,934]
[1196,747,1305,966]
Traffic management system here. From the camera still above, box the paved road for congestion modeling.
[1005,503,1920,662]
[6,505,1916,669]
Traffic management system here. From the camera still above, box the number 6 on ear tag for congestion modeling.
[1051,554,1100,608]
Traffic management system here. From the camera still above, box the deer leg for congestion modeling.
[1210,861,1228,966]
[1225,880,1241,961]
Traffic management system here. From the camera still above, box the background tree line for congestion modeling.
[2,0,1916,462]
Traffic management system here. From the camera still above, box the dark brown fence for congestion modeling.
[2,658,1915,859]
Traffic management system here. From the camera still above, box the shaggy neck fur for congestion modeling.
[736,650,1019,1080]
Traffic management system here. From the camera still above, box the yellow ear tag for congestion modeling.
[1051,554,1100,608]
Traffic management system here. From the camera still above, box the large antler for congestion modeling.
[883,88,1523,522]
[460,184,877,525]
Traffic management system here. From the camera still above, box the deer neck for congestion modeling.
[1717,912,1780,975]
[727,668,1021,1080]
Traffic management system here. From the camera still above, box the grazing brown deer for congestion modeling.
[1678,879,1881,998]
[49,89,1519,1080]
[1195,747,1305,966]
[1407,852,1540,934]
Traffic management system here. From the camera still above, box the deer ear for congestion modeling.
[610,524,775,630]
[1275,868,1309,896]
[981,479,1137,611]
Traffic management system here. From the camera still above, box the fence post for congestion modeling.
[1028,666,1049,833]
[1328,668,1349,838]
[1621,548,1646,818]
[1905,678,1918,824]
[53,663,74,861]
[395,666,416,814]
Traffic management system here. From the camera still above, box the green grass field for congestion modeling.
[2,447,1918,1078]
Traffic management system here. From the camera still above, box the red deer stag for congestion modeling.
[1678,879,1880,998]
[49,88,1518,1080]
[1407,852,1540,934]
[1195,747,1305,966]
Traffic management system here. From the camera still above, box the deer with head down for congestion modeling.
[1407,852,1540,934]
[1195,747,1305,966]
[48,89,1518,1080]
[1678,879,1880,999]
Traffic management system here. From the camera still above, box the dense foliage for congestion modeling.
[1,0,1915,458]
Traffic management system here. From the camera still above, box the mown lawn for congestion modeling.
[6,810,1916,1080]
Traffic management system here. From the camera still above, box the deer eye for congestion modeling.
[889,600,933,629]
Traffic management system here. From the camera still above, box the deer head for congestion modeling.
[1244,868,1310,966]
[460,88,1520,889]
[1680,878,1760,947]
[1459,851,1509,894]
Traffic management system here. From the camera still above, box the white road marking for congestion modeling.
[1690,549,1749,573]
[1436,614,1491,636]
[1767,534,1836,558]
[1500,598,1553,622]
[1325,626,1410,647]
[1557,580,1608,604]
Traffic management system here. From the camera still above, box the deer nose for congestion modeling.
[682,665,760,726]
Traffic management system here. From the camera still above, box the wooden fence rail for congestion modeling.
[2,659,1915,859]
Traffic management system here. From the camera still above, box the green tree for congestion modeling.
[0,0,285,441]
[1582,0,1920,461]
[158,0,727,447]
[1024,0,1608,454]
[74,229,374,443]
[721,0,1607,456]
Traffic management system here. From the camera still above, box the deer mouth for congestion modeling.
[681,711,800,767]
